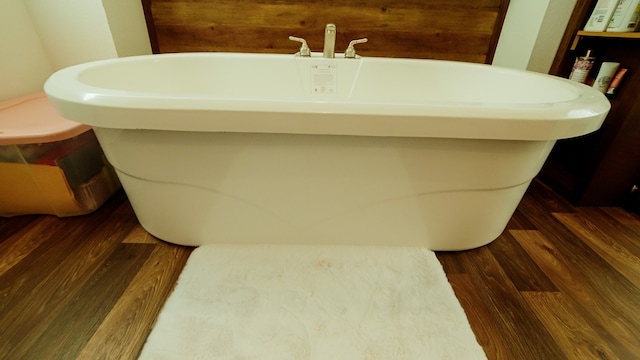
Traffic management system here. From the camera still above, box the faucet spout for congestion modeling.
[323,23,336,58]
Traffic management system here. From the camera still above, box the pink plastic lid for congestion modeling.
[0,92,90,145]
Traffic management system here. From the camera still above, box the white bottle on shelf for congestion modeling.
[593,62,620,92]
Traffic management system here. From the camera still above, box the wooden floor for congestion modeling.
[0,179,639,359]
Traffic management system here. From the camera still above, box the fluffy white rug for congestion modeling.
[139,245,486,359]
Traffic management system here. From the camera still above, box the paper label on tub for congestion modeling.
[311,65,337,94]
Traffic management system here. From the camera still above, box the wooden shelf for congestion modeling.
[572,30,640,50]
[542,0,640,206]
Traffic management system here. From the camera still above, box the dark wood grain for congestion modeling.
[144,0,509,63]
[77,242,192,359]
[445,274,517,360]
[485,231,557,292]
[0,192,193,360]
[0,179,639,359]
[25,244,155,359]
[460,246,566,359]
[521,291,619,359]
[512,229,640,359]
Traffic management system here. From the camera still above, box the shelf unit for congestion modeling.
[571,30,640,49]
[539,0,640,208]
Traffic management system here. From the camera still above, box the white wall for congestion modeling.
[493,0,578,73]
[0,0,53,100]
[528,0,579,73]
[1,0,151,102]
[102,0,152,57]
[23,0,118,72]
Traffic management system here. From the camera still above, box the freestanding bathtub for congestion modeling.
[44,52,609,250]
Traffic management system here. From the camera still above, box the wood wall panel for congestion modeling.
[144,0,510,63]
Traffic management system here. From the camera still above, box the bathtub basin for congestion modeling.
[44,52,609,250]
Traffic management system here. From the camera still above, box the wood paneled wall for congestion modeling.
[142,0,510,64]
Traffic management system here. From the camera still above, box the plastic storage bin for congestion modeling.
[0,92,121,217]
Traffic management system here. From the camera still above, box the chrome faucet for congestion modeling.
[288,36,311,56]
[290,24,367,58]
[344,38,368,58]
[323,23,336,58]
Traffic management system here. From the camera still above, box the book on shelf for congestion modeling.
[607,0,640,32]
[584,0,620,32]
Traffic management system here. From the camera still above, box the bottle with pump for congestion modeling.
[569,50,596,84]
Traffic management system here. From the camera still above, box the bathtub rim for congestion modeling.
[44,52,610,141]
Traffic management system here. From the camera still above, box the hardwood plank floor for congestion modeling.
[0,179,638,359]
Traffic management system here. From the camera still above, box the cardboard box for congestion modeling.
[0,93,120,217]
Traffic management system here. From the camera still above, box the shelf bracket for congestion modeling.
[571,34,582,50]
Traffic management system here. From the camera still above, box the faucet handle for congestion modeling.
[289,36,311,57]
[345,38,368,58]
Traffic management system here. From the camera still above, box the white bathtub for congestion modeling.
[44,52,609,250]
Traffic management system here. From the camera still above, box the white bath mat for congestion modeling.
[138,245,486,359]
